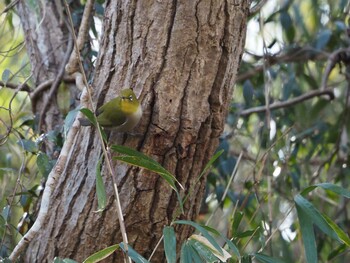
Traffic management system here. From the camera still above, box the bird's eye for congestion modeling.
[128,95,133,101]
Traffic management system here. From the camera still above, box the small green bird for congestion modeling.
[79,88,142,132]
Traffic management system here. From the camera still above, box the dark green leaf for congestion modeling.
[188,239,217,263]
[163,226,176,263]
[18,139,38,153]
[83,244,119,263]
[315,183,350,198]
[37,152,54,178]
[119,243,150,263]
[111,145,183,191]
[80,108,97,126]
[315,29,332,50]
[295,199,317,263]
[294,194,339,241]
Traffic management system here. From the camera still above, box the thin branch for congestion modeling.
[29,76,75,101]
[321,47,350,90]
[237,47,328,82]
[37,35,73,132]
[0,80,31,92]
[239,88,334,117]
[0,0,20,15]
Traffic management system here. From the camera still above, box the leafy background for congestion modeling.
[1,0,350,262]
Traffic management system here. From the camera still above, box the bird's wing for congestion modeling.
[96,99,127,127]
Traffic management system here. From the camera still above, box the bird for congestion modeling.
[79,88,142,132]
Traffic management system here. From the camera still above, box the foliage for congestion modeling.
[1,0,350,262]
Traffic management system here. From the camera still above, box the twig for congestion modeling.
[0,0,20,15]
[29,77,75,101]
[239,88,334,117]
[237,47,328,82]
[0,80,31,92]
[205,152,243,226]
[321,47,350,90]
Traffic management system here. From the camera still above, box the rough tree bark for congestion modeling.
[19,0,249,262]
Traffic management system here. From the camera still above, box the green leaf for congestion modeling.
[315,183,350,198]
[199,149,224,178]
[254,253,285,263]
[315,29,332,50]
[232,211,244,235]
[188,239,217,263]
[95,158,106,212]
[83,244,119,263]
[173,220,223,256]
[119,243,150,263]
[80,108,97,126]
[180,242,192,263]
[294,194,339,241]
[327,244,347,260]
[111,145,183,191]
[64,109,79,138]
[18,139,38,153]
[295,199,317,263]
[163,226,176,263]
[322,213,350,247]
[37,152,54,178]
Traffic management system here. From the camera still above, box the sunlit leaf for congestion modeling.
[83,244,119,263]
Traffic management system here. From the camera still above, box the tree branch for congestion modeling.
[239,88,334,117]
[237,47,328,82]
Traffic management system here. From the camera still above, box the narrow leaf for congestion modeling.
[80,108,97,126]
[95,159,107,212]
[180,242,192,263]
[83,244,119,263]
[316,183,350,198]
[322,213,350,247]
[199,150,224,178]
[295,203,317,263]
[111,145,183,191]
[294,194,339,240]
[120,243,150,263]
[163,226,176,263]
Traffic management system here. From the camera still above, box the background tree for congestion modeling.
[2,0,350,263]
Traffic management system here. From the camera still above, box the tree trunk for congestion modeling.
[22,0,249,262]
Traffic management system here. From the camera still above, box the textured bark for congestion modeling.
[23,0,249,262]
[17,1,68,133]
